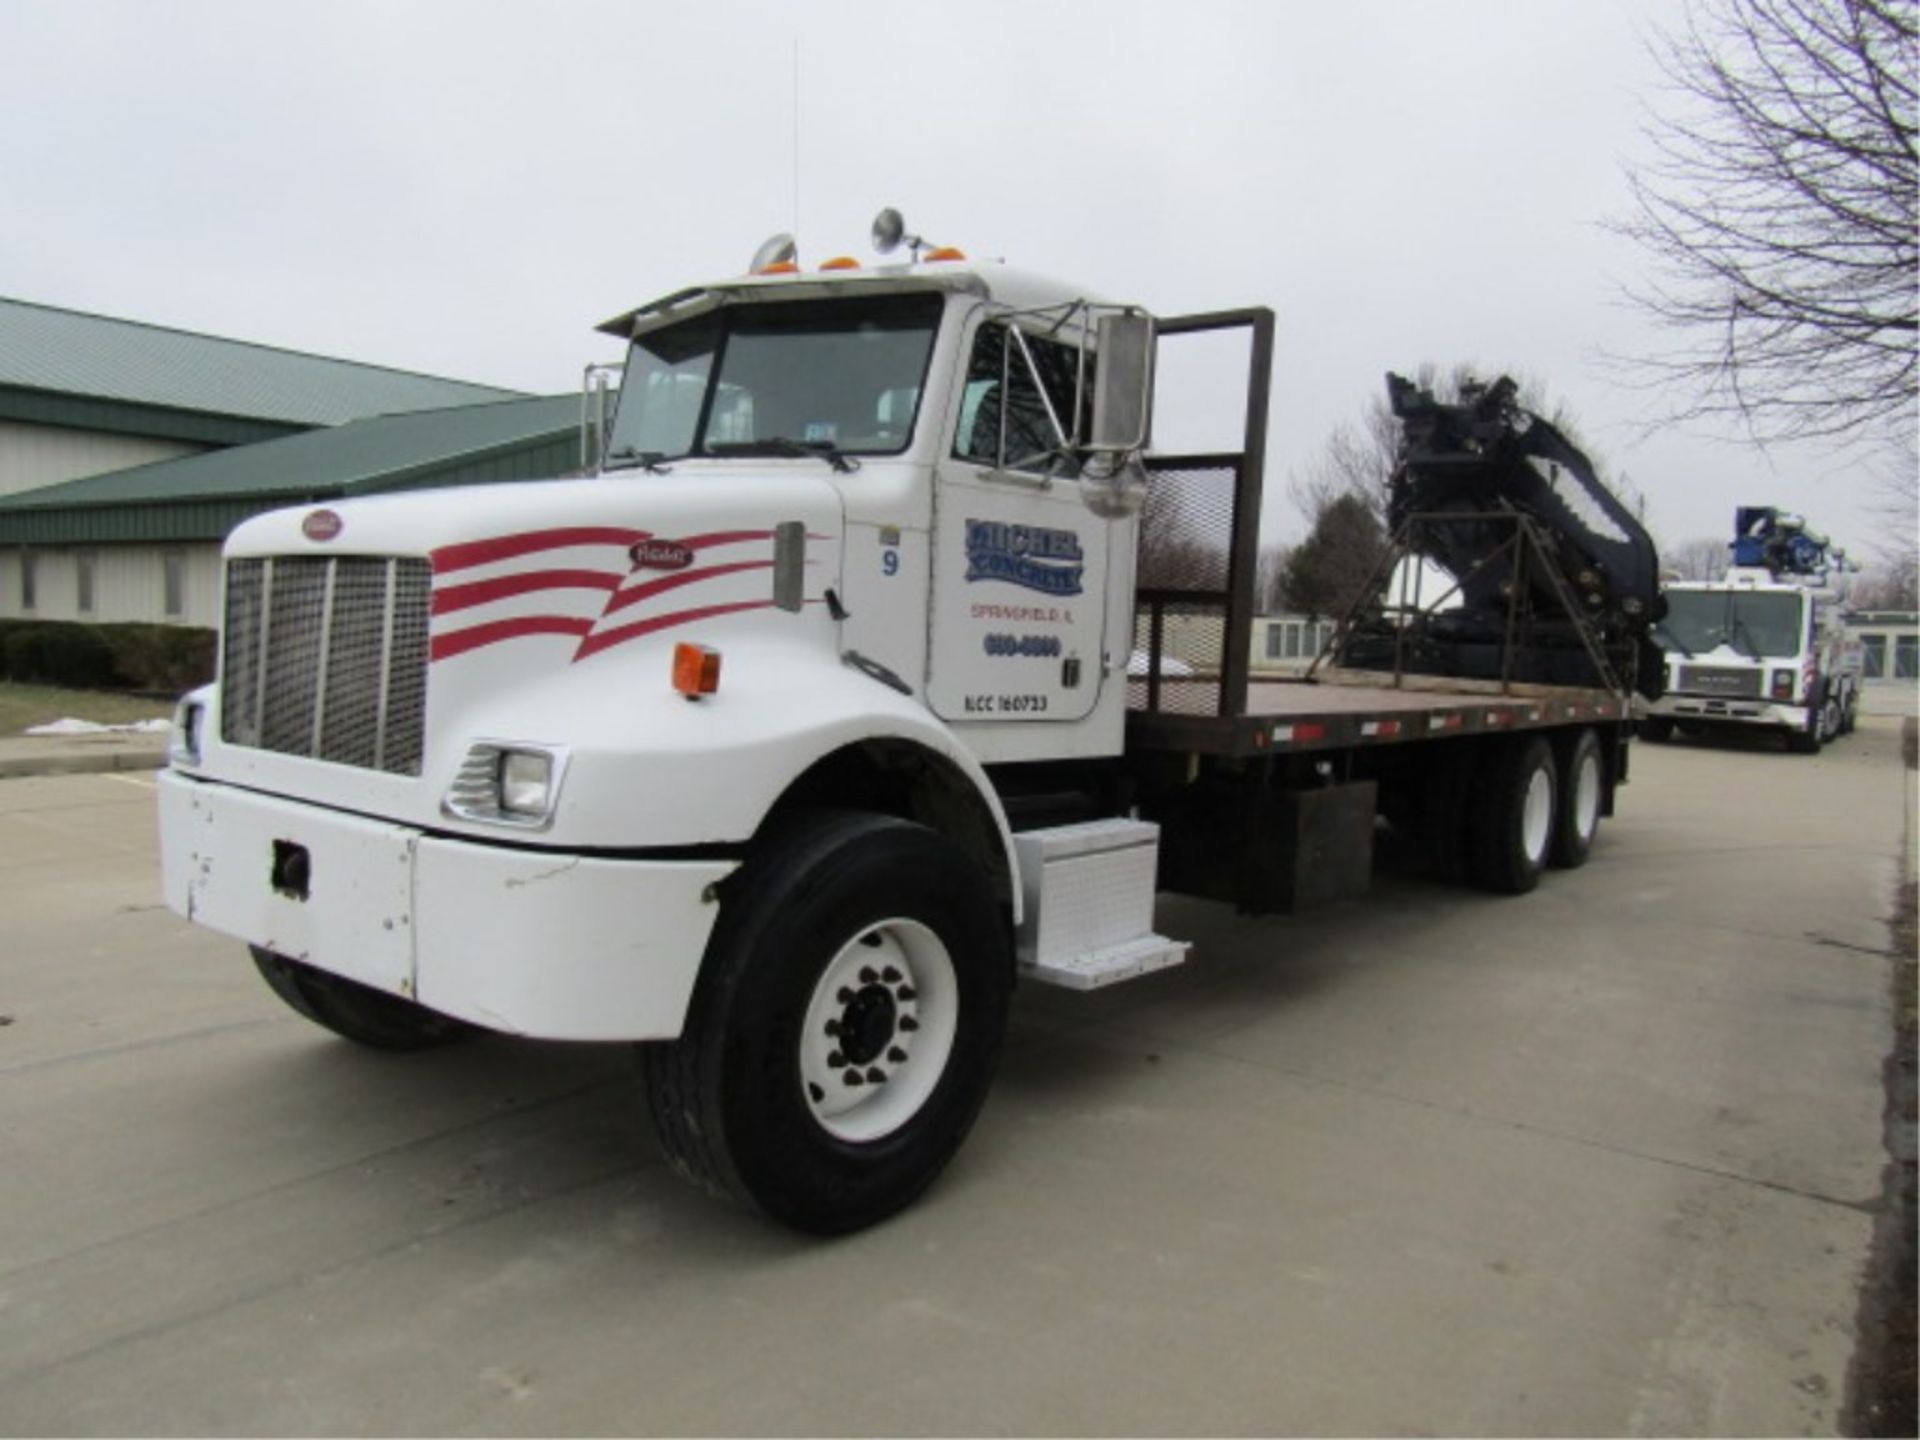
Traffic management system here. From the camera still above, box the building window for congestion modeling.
[76,550,96,614]
[1862,635,1887,678]
[19,550,34,612]
[1265,624,1284,660]
[163,550,186,619]
[1896,635,1918,680]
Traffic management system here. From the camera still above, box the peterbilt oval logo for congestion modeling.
[302,509,343,542]
[630,539,693,571]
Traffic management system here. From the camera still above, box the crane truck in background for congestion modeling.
[158,211,1664,1233]
[1643,507,1861,753]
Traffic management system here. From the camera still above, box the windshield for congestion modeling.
[1659,589,1805,658]
[606,293,944,464]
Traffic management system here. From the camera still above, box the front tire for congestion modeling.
[1468,736,1558,894]
[643,812,1011,1234]
[250,947,470,1050]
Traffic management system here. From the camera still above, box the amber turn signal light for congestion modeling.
[673,642,722,699]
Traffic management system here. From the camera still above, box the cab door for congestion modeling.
[926,313,1108,722]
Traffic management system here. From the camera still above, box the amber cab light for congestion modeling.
[818,256,860,271]
[923,246,967,262]
[673,643,722,699]
[753,260,800,276]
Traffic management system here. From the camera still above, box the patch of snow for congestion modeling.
[23,717,171,736]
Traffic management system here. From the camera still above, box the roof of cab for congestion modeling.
[595,260,1109,339]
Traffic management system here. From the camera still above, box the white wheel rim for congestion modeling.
[1823,700,1840,739]
[1522,766,1554,864]
[1573,751,1601,842]
[798,918,958,1143]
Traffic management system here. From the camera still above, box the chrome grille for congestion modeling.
[220,556,431,775]
[1676,663,1763,698]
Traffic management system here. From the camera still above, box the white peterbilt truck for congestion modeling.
[1642,507,1861,754]
[160,214,1660,1232]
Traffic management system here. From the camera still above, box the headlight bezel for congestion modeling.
[442,741,570,831]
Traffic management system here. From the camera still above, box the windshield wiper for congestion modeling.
[708,438,860,474]
[1651,622,1693,659]
[604,447,674,474]
[1727,617,1763,660]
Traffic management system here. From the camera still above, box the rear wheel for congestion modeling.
[1820,692,1844,744]
[643,812,1011,1234]
[250,947,470,1050]
[1468,736,1558,894]
[1550,728,1604,870]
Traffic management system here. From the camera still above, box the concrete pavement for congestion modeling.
[0,729,167,780]
[0,718,1910,1435]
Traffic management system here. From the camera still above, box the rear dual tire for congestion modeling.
[1468,736,1559,894]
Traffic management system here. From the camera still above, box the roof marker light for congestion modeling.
[923,246,967,263]
[819,256,860,271]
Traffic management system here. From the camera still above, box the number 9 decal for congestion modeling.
[881,549,900,578]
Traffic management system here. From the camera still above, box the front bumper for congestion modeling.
[159,771,734,1041]
[1648,694,1808,731]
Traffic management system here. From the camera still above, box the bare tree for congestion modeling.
[1666,535,1734,579]
[1614,0,1918,449]
[1852,548,1920,607]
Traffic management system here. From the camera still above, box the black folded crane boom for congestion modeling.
[1335,374,1666,700]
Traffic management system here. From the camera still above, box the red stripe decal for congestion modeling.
[432,527,651,574]
[574,600,773,660]
[432,568,623,615]
[1377,720,1401,737]
[430,615,594,661]
[603,559,775,617]
[1292,722,1327,743]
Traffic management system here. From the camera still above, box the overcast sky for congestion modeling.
[1,0,1907,558]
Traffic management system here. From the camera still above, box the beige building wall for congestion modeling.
[0,419,206,499]
[0,543,222,628]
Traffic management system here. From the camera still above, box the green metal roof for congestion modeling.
[0,394,581,545]
[0,295,525,428]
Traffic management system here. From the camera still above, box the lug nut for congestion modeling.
[865,1067,886,1084]
[808,1082,825,1103]
[881,966,901,983]
[900,1016,920,1032]
[843,1070,864,1087]
[859,966,878,984]
[888,1046,907,1064]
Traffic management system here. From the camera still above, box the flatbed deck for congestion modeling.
[1127,668,1629,758]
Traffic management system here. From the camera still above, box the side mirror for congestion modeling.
[1089,312,1155,453]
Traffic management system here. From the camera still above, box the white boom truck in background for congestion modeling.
[1643,507,1861,754]
[160,212,1664,1233]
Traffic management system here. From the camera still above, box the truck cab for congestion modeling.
[1644,509,1861,752]
[161,238,1179,1231]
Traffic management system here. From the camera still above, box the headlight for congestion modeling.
[443,742,568,829]
[1770,669,1795,700]
[169,699,203,767]
[499,750,552,817]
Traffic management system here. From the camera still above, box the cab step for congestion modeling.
[1012,819,1189,991]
